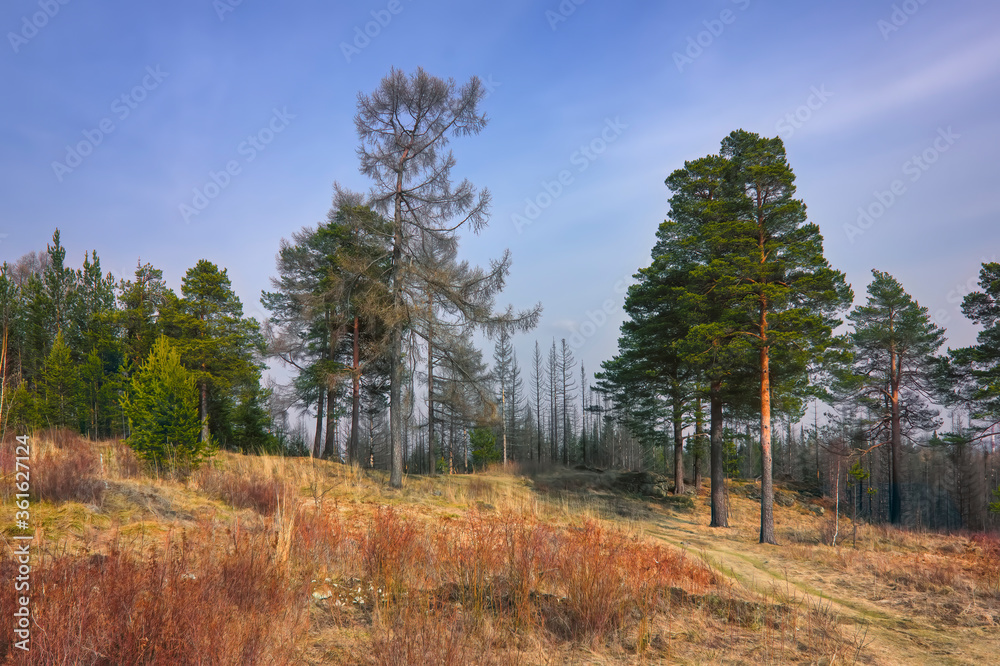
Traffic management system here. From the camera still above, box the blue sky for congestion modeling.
[2,0,999,392]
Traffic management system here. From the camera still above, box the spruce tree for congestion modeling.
[40,330,78,429]
[124,337,206,469]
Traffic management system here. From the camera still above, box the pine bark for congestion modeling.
[349,316,360,466]
[710,380,728,527]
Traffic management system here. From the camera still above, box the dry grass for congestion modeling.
[0,525,307,664]
[195,464,293,516]
[5,438,997,664]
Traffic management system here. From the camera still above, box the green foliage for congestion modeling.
[41,331,79,428]
[844,271,945,418]
[470,426,499,470]
[229,384,281,454]
[989,487,1000,515]
[954,262,1000,423]
[723,438,740,478]
[123,336,209,469]
[162,260,265,446]
[6,382,37,433]
[118,262,169,367]
[847,459,869,486]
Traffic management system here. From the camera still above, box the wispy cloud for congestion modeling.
[813,37,1000,135]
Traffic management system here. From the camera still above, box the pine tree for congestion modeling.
[598,250,700,493]
[845,270,944,524]
[718,130,852,544]
[957,262,1000,426]
[661,154,745,527]
[162,260,265,449]
[40,230,77,346]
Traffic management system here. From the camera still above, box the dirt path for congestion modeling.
[640,509,997,666]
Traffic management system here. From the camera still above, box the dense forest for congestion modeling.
[3,69,999,539]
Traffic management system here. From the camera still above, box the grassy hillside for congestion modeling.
[2,433,998,664]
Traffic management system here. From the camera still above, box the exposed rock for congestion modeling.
[774,490,796,507]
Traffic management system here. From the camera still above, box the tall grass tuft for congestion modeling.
[196,465,292,515]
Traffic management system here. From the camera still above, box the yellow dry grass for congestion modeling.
[4,437,999,664]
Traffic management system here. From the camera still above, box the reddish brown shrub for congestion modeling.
[371,601,505,666]
[0,527,306,665]
[292,507,348,567]
[544,520,716,643]
[362,507,425,599]
[32,441,104,505]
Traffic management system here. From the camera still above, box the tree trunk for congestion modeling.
[889,347,902,524]
[710,380,728,527]
[502,387,508,466]
[535,361,543,463]
[562,358,569,466]
[673,401,684,494]
[349,316,360,466]
[323,387,336,459]
[389,154,407,489]
[581,364,587,466]
[0,327,7,438]
[448,415,454,475]
[427,294,435,476]
[313,392,324,458]
[760,342,776,544]
[200,379,210,444]
[694,398,704,494]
